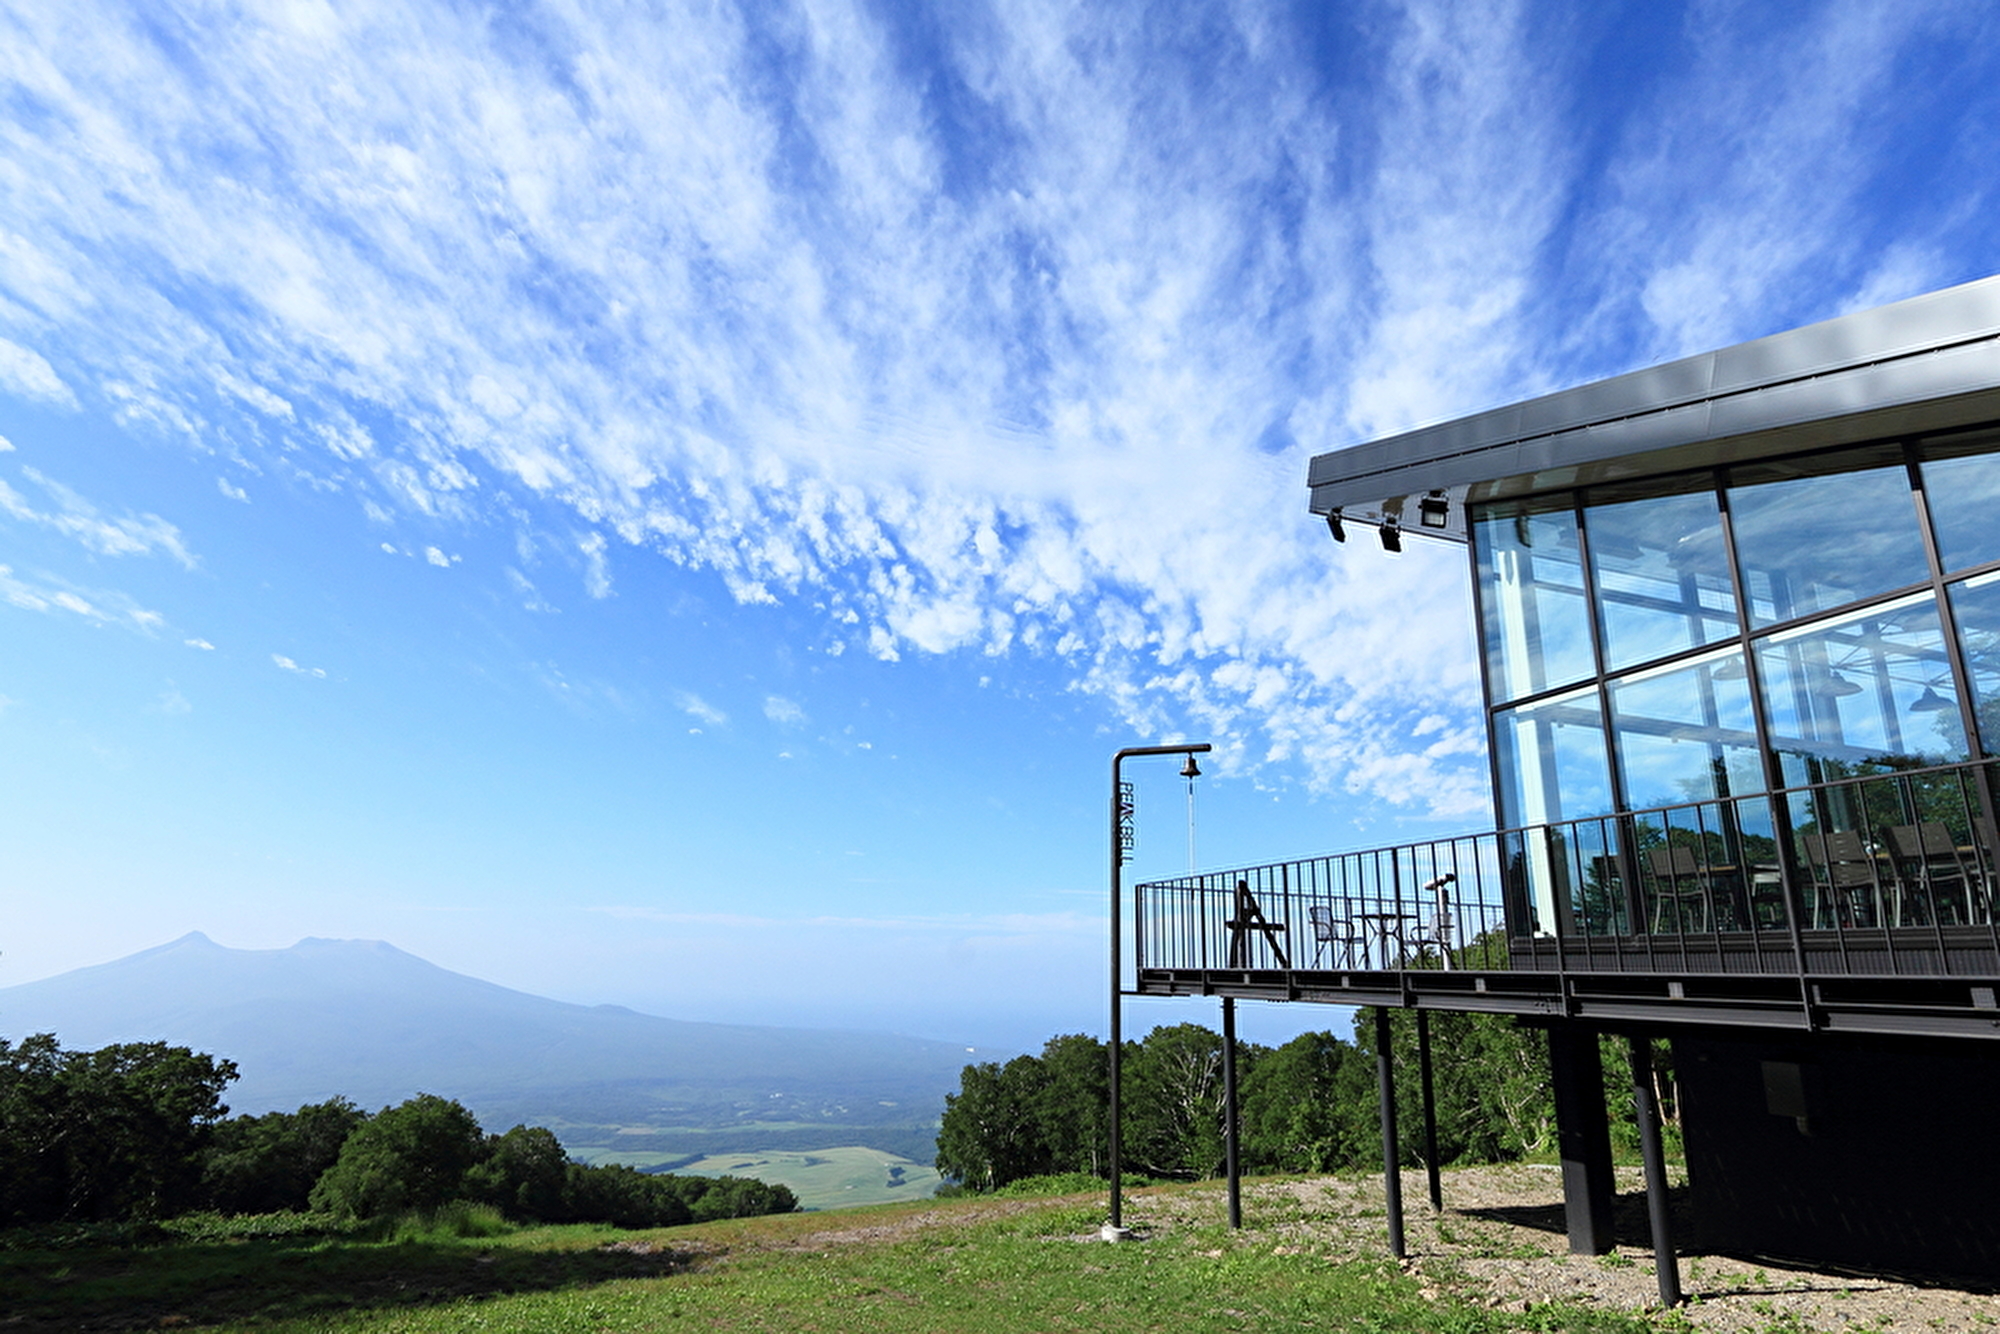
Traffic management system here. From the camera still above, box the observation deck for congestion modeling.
[1134,757,2000,1041]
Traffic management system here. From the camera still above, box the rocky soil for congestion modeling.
[1239,1163,2000,1331]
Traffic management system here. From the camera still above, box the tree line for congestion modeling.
[934,1010,1674,1191]
[0,1032,797,1229]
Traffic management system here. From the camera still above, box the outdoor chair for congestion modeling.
[1881,822,1983,926]
[1644,846,1713,934]
[1306,904,1366,969]
[1801,830,1882,929]
[1404,906,1457,968]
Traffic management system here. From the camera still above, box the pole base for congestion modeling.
[1098,1224,1137,1243]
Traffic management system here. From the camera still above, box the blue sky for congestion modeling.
[2,0,1998,1052]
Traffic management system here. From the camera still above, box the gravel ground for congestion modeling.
[1242,1163,2000,1331]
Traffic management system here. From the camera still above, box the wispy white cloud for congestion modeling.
[0,467,196,567]
[271,653,327,679]
[0,338,77,408]
[0,563,165,631]
[184,637,214,650]
[217,476,248,503]
[762,695,805,726]
[677,692,727,727]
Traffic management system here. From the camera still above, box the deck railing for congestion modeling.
[1135,757,2000,979]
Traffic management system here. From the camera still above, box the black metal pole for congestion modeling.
[1629,1035,1682,1307]
[1110,757,1124,1231]
[1375,1007,1405,1258]
[1109,743,1210,1235]
[1222,996,1241,1228]
[1417,1008,1442,1212]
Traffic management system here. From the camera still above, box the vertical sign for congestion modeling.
[1117,781,1136,865]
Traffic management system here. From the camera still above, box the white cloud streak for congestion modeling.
[0,467,196,567]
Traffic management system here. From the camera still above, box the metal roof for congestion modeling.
[1307,274,2000,540]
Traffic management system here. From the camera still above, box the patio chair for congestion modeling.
[1882,822,1981,926]
[1306,904,1366,969]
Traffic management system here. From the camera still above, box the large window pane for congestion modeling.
[1755,592,1968,785]
[1493,685,1612,829]
[1730,456,1928,627]
[1609,650,1763,809]
[1473,501,1594,704]
[1921,432,2000,574]
[1586,488,1738,670]
[1947,569,2000,756]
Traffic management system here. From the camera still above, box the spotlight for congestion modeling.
[1380,519,1403,553]
[1325,509,1347,543]
[1419,490,1450,529]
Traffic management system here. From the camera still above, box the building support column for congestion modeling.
[1549,1021,1617,1254]
[1222,996,1242,1229]
[1628,1035,1682,1307]
[1375,1007,1406,1258]
[1417,1009,1443,1212]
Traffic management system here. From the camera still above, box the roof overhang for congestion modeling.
[1307,274,2000,542]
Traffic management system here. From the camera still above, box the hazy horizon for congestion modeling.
[4,2,1998,1053]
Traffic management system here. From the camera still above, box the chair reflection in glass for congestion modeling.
[1306,904,1366,968]
[1881,823,1989,926]
[1644,846,1713,934]
[1800,830,1881,928]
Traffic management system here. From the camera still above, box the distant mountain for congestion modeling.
[0,933,982,1146]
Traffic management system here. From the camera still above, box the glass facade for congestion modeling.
[1471,429,2000,939]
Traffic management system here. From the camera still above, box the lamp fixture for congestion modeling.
[1326,509,1346,543]
[1910,684,1955,713]
[1824,669,1864,698]
[1419,490,1450,529]
[1380,518,1403,554]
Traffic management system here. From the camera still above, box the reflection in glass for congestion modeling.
[1923,439,2000,574]
[1473,502,1594,704]
[1947,570,2000,757]
[1609,651,1762,809]
[1730,462,1927,627]
[1493,685,1612,830]
[1586,489,1738,670]
[1756,592,1969,785]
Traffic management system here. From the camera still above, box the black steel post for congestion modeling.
[1222,997,1242,1228]
[1216,996,1232,1224]
[1417,1008,1442,1212]
[1628,1035,1683,1307]
[1109,743,1210,1235]
[1110,759,1124,1231]
[1375,1007,1405,1258]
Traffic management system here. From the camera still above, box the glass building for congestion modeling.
[1130,276,2000,1281]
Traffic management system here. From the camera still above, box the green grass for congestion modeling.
[0,1183,1671,1334]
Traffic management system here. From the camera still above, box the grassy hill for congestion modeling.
[8,1165,1983,1331]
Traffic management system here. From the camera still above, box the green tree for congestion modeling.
[0,1034,237,1225]
[934,1055,1052,1190]
[203,1097,366,1214]
[1034,1033,1108,1178]
[1123,1023,1266,1180]
[1239,1030,1354,1173]
[309,1094,484,1218]
[464,1124,570,1222]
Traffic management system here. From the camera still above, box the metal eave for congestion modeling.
[1307,275,2000,524]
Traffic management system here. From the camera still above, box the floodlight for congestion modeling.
[1380,519,1403,553]
[1419,490,1450,528]
[1326,510,1346,543]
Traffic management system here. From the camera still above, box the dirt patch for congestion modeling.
[1245,1164,2000,1331]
